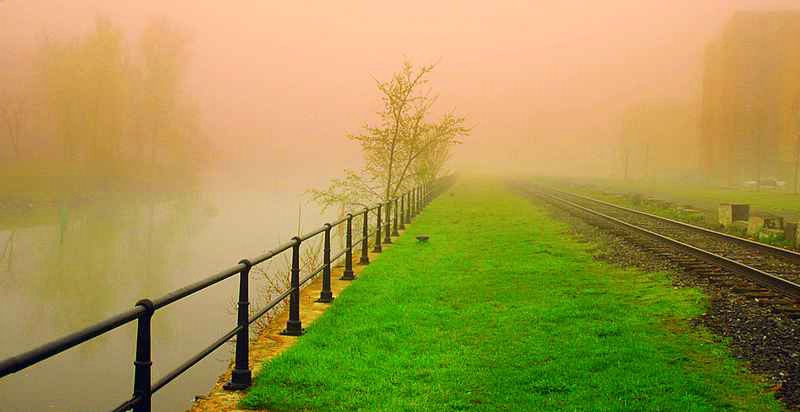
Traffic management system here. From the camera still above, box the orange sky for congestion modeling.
[2,0,800,178]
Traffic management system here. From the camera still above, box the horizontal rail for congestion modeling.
[111,396,142,412]
[151,325,242,393]
[300,269,322,287]
[248,289,293,326]
[330,248,347,263]
[0,305,146,377]
[153,264,245,310]
[298,227,326,242]
[330,215,350,227]
[250,240,297,266]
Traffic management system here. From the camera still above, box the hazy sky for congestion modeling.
[3,0,800,177]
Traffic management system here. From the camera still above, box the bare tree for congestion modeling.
[794,129,800,194]
[313,61,469,210]
[621,141,631,181]
[793,97,800,194]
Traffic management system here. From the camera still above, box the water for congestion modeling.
[0,179,334,411]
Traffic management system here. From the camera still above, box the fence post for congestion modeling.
[225,260,252,390]
[399,194,406,230]
[360,209,370,264]
[132,299,154,412]
[341,214,356,280]
[392,198,399,236]
[281,237,304,336]
[317,224,334,303]
[373,204,382,253]
[383,201,392,244]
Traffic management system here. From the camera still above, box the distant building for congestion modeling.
[700,11,800,185]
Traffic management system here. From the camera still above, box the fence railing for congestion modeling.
[0,176,455,411]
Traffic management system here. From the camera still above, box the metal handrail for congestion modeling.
[0,176,455,412]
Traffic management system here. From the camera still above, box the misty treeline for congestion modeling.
[618,11,800,192]
[312,62,469,212]
[617,103,699,182]
[0,18,204,198]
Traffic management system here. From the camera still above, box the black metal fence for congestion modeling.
[0,177,454,411]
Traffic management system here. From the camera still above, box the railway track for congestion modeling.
[519,184,800,316]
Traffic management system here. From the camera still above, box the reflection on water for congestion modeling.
[0,187,327,411]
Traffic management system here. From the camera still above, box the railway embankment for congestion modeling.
[232,178,780,411]
[523,182,800,409]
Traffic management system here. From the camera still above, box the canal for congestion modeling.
[0,176,335,411]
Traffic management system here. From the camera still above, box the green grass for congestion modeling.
[241,178,781,411]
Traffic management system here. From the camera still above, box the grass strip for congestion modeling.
[242,178,781,411]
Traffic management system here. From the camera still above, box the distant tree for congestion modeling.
[135,20,195,174]
[33,17,202,191]
[414,136,454,184]
[619,108,638,181]
[312,61,469,210]
[794,128,799,194]
[0,92,27,159]
[619,101,699,181]
[37,18,129,171]
[794,99,800,194]
[620,138,632,181]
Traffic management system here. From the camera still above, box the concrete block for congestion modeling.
[785,222,799,248]
[718,203,750,227]
[747,216,764,236]
[730,221,749,235]
[763,215,784,230]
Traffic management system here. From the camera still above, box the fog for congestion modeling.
[4,1,800,410]
[2,0,797,181]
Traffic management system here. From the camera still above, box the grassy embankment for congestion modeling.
[241,179,781,411]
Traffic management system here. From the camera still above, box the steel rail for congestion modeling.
[546,186,800,264]
[530,188,800,300]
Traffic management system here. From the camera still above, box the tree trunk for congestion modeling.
[623,150,630,181]
[794,132,800,194]
[755,132,761,192]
